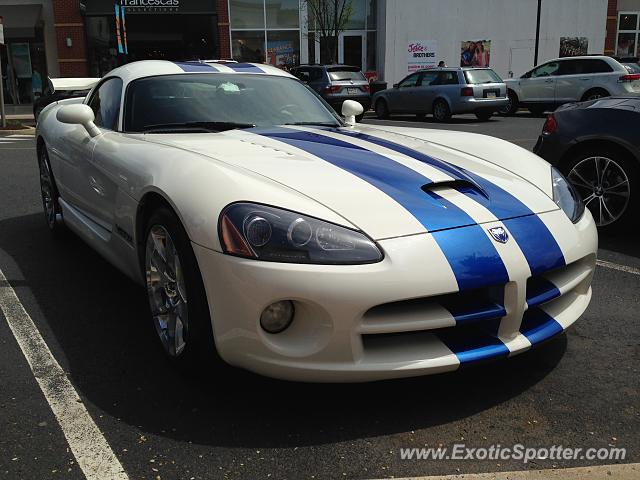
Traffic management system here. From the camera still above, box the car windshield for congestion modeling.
[464,69,502,84]
[327,68,366,82]
[124,73,342,133]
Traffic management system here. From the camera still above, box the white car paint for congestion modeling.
[36,61,598,382]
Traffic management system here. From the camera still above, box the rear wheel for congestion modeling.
[581,88,610,102]
[562,146,638,229]
[375,98,389,119]
[144,207,219,369]
[432,99,451,122]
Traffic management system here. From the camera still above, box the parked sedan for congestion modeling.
[534,96,639,229]
[502,56,639,116]
[372,67,508,122]
[290,64,371,121]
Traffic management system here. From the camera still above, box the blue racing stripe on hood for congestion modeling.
[173,62,219,72]
[335,129,566,274]
[255,127,509,291]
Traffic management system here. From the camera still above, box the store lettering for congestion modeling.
[122,0,180,7]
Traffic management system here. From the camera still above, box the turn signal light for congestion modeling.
[461,87,474,97]
[542,114,558,135]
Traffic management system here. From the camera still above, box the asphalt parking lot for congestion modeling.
[0,116,638,480]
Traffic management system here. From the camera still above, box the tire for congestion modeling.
[528,106,546,116]
[37,143,65,234]
[143,206,219,370]
[375,98,389,119]
[499,90,519,116]
[581,88,610,102]
[432,99,451,122]
[475,110,492,121]
[560,146,638,230]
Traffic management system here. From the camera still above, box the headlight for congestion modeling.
[551,167,584,223]
[219,203,383,264]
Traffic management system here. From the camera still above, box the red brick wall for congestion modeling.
[52,0,88,76]
[604,0,618,55]
[217,0,231,58]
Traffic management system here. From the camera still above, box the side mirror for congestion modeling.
[341,100,364,125]
[393,83,399,89]
[56,104,101,137]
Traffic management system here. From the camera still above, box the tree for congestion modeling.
[304,0,353,64]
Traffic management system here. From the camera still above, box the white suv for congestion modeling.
[502,55,640,115]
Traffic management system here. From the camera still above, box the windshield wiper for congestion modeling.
[140,121,256,133]
[283,122,341,127]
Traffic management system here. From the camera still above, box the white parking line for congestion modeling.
[391,462,640,480]
[0,267,128,480]
[596,259,640,276]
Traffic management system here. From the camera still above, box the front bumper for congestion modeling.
[193,209,597,382]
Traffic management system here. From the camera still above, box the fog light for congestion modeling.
[260,300,295,333]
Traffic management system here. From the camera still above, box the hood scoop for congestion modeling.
[422,179,489,200]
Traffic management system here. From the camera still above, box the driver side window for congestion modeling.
[530,62,560,78]
[399,73,421,88]
[87,77,123,130]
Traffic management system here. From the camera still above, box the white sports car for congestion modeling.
[36,60,597,382]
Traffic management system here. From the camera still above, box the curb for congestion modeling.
[0,126,36,136]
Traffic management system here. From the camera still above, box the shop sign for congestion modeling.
[407,40,437,73]
[85,0,215,15]
[121,0,180,13]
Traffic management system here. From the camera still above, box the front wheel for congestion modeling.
[38,144,65,234]
[499,91,519,116]
[432,99,451,122]
[562,147,638,230]
[375,99,389,119]
[144,207,218,368]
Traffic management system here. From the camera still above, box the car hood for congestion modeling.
[140,125,559,240]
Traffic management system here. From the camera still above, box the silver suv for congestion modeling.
[502,55,640,115]
[372,67,508,122]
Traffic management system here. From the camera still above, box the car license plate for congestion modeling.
[486,92,496,98]
[347,88,359,95]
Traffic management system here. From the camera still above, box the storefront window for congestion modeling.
[0,29,48,105]
[267,30,300,68]
[619,13,638,31]
[345,0,366,29]
[230,0,266,29]
[232,30,267,63]
[366,0,376,29]
[617,12,640,58]
[266,0,299,28]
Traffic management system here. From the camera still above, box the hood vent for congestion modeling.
[422,179,488,199]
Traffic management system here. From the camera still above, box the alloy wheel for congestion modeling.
[145,225,189,357]
[38,150,56,228]
[568,156,631,226]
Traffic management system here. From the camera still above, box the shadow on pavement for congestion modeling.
[0,213,567,448]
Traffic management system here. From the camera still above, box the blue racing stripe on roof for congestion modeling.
[255,127,510,291]
[336,129,566,274]
[227,63,264,73]
[173,61,219,72]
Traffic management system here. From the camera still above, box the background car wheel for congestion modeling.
[355,113,365,122]
[37,143,65,234]
[528,106,546,116]
[561,146,638,230]
[375,99,389,119]
[432,99,451,122]
[581,88,610,102]
[144,206,220,371]
[475,110,492,121]
[499,91,519,116]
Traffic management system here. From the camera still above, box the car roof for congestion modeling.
[105,60,296,85]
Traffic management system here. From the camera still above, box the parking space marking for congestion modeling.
[0,266,129,480]
[596,259,640,276]
[392,462,640,480]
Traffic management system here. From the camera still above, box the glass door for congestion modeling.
[338,32,365,69]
